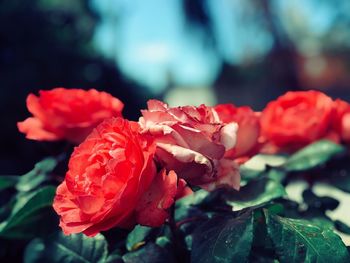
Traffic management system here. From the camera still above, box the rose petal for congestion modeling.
[174,124,225,159]
[176,179,193,200]
[135,170,178,227]
[53,182,94,235]
[17,117,61,141]
[139,100,240,189]
[26,94,46,120]
[200,159,240,191]
[220,122,238,151]
[341,113,350,142]
[157,143,212,166]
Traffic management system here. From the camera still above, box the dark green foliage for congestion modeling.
[0,176,19,191]
[0,186,57,239]
[1,140,350,262]
[191,211,254,263]
[24,232,108,263]
[16,157,58,192]
[328,170,350,193]
[302,189,340,211]
[123,243,176,263]
[265,210,350,263]
[335,220,350,235]
[0,157,59,239]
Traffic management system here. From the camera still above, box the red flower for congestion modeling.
[139,100,240,191]
[260,91,334,151]
[215,104,260,158]
[333,99,350,143]
[53,118,181,236]
[18,88,124,143]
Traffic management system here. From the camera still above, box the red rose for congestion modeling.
[215,104,260,159]
[260,91,334,150]
[18,88,124,143]
[53,118,181,236]
[333,99,350,143]
[139,100,240,191]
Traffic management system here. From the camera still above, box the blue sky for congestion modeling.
[91,0,338,93]
[91,0,221,93]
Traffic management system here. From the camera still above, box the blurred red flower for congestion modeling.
[333,99,350,143]
[18,88,124,143]
[260,90,335,151]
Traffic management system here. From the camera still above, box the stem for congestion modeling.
[168,205,189,262]
[168,205,177,233]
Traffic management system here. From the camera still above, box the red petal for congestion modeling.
[176,179,193,200]
[200,159,240,191]
[135,170,178,227]
[17,117,61,141]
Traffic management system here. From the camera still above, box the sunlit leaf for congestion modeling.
[284,140,345,172]
[126,225,153,251]
[227,177,286,211]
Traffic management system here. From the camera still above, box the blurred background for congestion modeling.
[1,0,350,174]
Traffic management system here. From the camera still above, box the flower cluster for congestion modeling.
[18,88,350,236]
[18,88,253,236]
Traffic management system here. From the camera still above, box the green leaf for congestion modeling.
[176,189,209,208]
[284,140,345,172]
[248,255,279,263]
[156,236,171,248]
[25,232,108,263]
[227,177,286,211]
[265,210,350,263]
[175,189,209,221]
[0,176,19,191]
[240,155,287,182]
[250,209,275,255]
[16,157,57,192]
[123,243,176,263]
[191,211,254,263]
[267,169,286,182]
[240,166,263,182]
[24,239,46,263]
[0,186,56,238]
[106,252,123,263]
[126,225,153,251]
